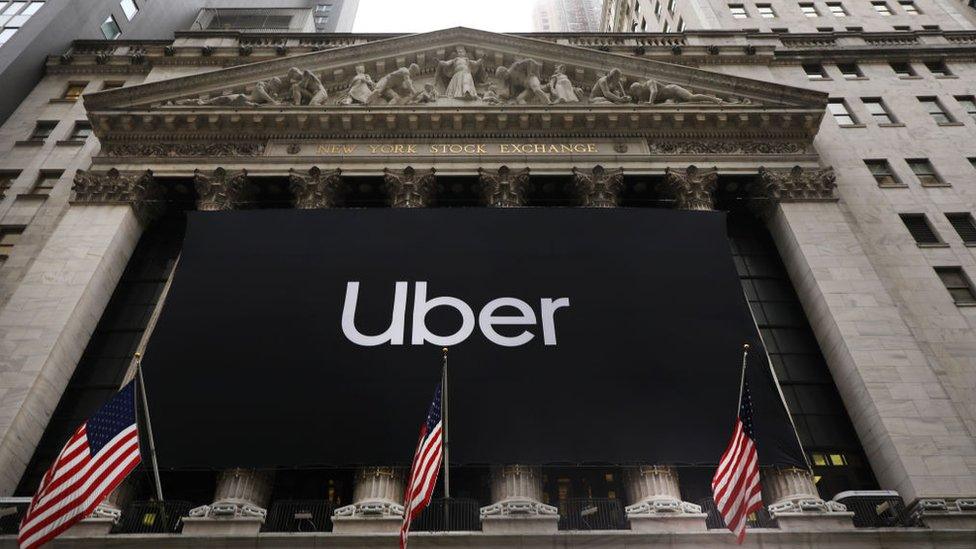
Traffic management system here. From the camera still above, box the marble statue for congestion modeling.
[411,83,439,104]
[482,83,502,105]
[436,46,485,100]
[288,68,329,106]
[170,67,328,107]
[339,65,375,105]
[628,78,725,105]
[589,68,631,104]
[496,58,551,104]
[368,63,421,105]
[547,64,582,103]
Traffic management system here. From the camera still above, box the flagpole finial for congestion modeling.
[134,352,142,360]
[743,343,750,351]
[442,347,449,355]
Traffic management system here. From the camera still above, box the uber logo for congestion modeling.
[341,281,570,347]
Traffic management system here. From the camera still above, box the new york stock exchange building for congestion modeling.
[1,12,976,549]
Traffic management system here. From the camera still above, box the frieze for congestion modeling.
[102,142,266,157]
[647,140,808,155]
[270,140,648,158]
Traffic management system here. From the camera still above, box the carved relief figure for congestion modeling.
[547,64,581,103]
[411,83,439,104]
[628,78,725,105]
[436,46,485,100]
[496,58,551,105]
[339,65,375,105]
[589,68,631,104]
[291,68,329,106]
[368,63,421,105]
[482,83,502,105]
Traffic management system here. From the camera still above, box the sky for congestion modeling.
[352,0,536,33]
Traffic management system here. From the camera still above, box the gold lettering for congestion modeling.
[587,144,598,153]
[407,145,417,153]
[500,144,510,153]
[393,144,404,153]
[369,145,381,154]
[559,144,572,153]
[477,144,487,154]
[342,145,356,154]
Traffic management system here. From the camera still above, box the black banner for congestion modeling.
[142,208,805,469]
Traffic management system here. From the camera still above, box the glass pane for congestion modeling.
[2,2,25,16]
[0,27,14,44]
[100,15,120,39]
[121,0,138,20]
[23,2,42,16]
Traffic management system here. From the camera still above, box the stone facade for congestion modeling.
[0,12,974,547]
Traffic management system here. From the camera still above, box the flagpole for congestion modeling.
[441,347,450,501]
[134,352,165,503]
[737,343,749,411]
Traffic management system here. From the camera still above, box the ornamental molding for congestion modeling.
[71,168,163,223]
[662,165,719,211]
[289,167,343,209]
[647,139,809,156]
[755,166,837,202]
[193,168,249,211]
[478,166,530,207]
[383,167,436,208]
[102,142,266,157]
[572,166,624,208]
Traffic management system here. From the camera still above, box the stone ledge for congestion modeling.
[180,517,265,537]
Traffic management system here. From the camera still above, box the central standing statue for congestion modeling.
[436,46,485,100]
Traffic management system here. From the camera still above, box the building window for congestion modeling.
[899,214,941,245]
[0,28,16,45]
[631,20,638,31]
[32,171,62,195]
[102,80,124,90]
[756,4,776,17]
[654,0,662,17]
[120,0,138,21]
[635,0,642,14]
[826,2,848,16]
[0,226,23,260]
[69,122,92,141]
[907,159,942,186]
[640,17,647,31]
[0,171,19,196]
[667,0,676,13]
[817,26,834,32]
[872,1,893,15]
[100,14,121,39]
[899,1,920,14]
[863,98,895,124]
[954,96,976,122]
[729,4,748,18]
[29,121,56,141]
[1,1,43,30]
[800,3,819,16]
[803,64,829,80]
[865,160,900,186]
[315,3,333,13]
[935,267,976,304]
[921,24,939,30]
[837,63,863,79]
[677,17,685,31]
[918,97,954,124]
[662,20,670,32]
[946,213,976,244]
[61,82,87,101]
[890,61,915,77]
[828,99,858,126]
[892,25,910,30]
[924,61,951,77]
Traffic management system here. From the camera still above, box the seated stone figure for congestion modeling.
[495,58,551,104]
[589,68,631,104]
[339,65,375,105]
[628,78,726,105]
[290,68,329,106]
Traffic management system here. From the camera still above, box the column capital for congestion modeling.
[384,167,436,208]
[623,465,707,533]
[755,166,837,203]
[662,165,718,211]
[479,166,530,208]
[572,165,623,208]
[72,168,163,223]
[289,167,343,209]
[193,168,248,211]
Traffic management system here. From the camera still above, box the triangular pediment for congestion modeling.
[85,27,824,111]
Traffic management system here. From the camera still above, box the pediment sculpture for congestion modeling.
[165,53,750,108]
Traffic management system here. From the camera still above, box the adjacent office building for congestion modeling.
[533,0,603,31]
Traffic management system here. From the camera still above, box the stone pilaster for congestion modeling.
[289,167,343,209]
[571,166,623,208]
[763,468,854,530]
[623,466,707,533]
[480,465,558,534]
[751,166,836,218]
[183,468,274,535]
[479,166,530,207]
[0,169,150,494]
[193,168,248,211]
[332,467,405,533]
[661,165,718,211]
[384,167,436,208]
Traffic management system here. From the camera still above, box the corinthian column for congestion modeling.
[661,165,718,211]
[571,166,623,207]
[762,467,853,530]
[193,168,248,211]
[751,166,836,218]
[384,167,436,208]
[623,466,707,533]
[332,467,405,533]
[480,465,558,534]
[289,167,343,209]
[479,166,530,207]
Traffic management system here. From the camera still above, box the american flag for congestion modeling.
[399,382,444,549]
[19,381,142,549]
[711,373,763,544]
